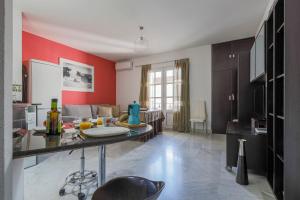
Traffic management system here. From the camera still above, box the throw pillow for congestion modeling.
[112,105,121,117]
[118,114,128,122]
[98,106,112,117]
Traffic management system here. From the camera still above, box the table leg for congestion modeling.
[80,148,85,177]
[98,145,106,186]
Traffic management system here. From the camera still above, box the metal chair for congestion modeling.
[59,148,98,200]
[59,116,98,200]
[92,176,165,200]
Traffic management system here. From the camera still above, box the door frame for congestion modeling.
[150,66,175,129]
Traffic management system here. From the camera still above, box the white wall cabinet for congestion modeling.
[250,44,256,81]
[255,25,265,77]
[250,24,265,82]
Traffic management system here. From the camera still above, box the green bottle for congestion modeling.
[46,98,62,135]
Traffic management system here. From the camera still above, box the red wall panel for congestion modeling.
[22,31,116,105]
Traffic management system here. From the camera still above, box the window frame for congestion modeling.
[149,70,162,110]
[148,66,175,111]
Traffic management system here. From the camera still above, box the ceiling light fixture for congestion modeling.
[134,26,149,53]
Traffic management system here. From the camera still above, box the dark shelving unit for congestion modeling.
[267,148,274,186]
[266,0,285,199]
[267,48,273,81]
[267,115,273,147]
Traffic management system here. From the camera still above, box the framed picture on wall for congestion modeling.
[60,58,94,92]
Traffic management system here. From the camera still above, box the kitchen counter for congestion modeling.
[226,121,267,135]
[13,125,153,159]
[226,121,267,175]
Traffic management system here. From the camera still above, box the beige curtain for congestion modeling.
[139,64,151,108]
[173,58,190,132]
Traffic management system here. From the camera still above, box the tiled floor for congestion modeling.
[24,131,275,200]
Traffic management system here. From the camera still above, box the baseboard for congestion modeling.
[162,128,212,134]
[191,129,212,134]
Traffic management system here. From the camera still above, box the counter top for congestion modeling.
[13,125,153,159]
[226,122,266,136]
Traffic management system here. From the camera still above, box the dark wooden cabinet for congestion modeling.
[232,38,255,54]
[212,38,254,71]
[285,0,300,199]
[212,68,236,134]
[238,52,252,122]
[212,42,234,70]
[212,38,254,134]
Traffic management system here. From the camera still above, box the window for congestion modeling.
[166,70,174,110]
[149,68,175,111]
[149,71,162,109]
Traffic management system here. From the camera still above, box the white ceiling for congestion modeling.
[21,0,269,61]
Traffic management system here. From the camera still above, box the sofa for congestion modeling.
[62,104,121,120]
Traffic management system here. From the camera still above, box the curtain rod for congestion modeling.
[134,60,174,68]
[134,57,188,67]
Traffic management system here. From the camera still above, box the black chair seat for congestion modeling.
[92,176,165,200]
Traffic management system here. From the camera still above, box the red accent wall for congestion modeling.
[22,31,116,105]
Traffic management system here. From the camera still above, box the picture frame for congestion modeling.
[60,58,94,92]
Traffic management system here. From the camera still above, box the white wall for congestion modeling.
[116,45,212,129]
[116,66,142,111]
[12,0,22,101]
[1,0,13,199]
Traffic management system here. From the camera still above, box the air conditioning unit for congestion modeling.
[115,60,133,71]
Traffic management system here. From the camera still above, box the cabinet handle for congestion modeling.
[229,54,232,58]
[232,54,235,58]
[229,95,232,101]
[232,94,235,101]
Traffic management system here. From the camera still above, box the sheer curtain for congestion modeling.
[173,58,190,132]
[139,64,151,108]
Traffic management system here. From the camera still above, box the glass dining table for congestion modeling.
[13,124,153,186]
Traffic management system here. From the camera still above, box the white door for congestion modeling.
[149,67,175,129]
[30,60,62,126]
[164,69,175,129]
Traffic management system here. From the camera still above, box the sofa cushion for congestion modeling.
[98,106,113,117]
[91,104,109,118]
[62,105,92,119]
[119,113,128,122]
[111,105,121,118]
[91,104,121,118]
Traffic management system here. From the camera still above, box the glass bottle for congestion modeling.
[46,98,62,135]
